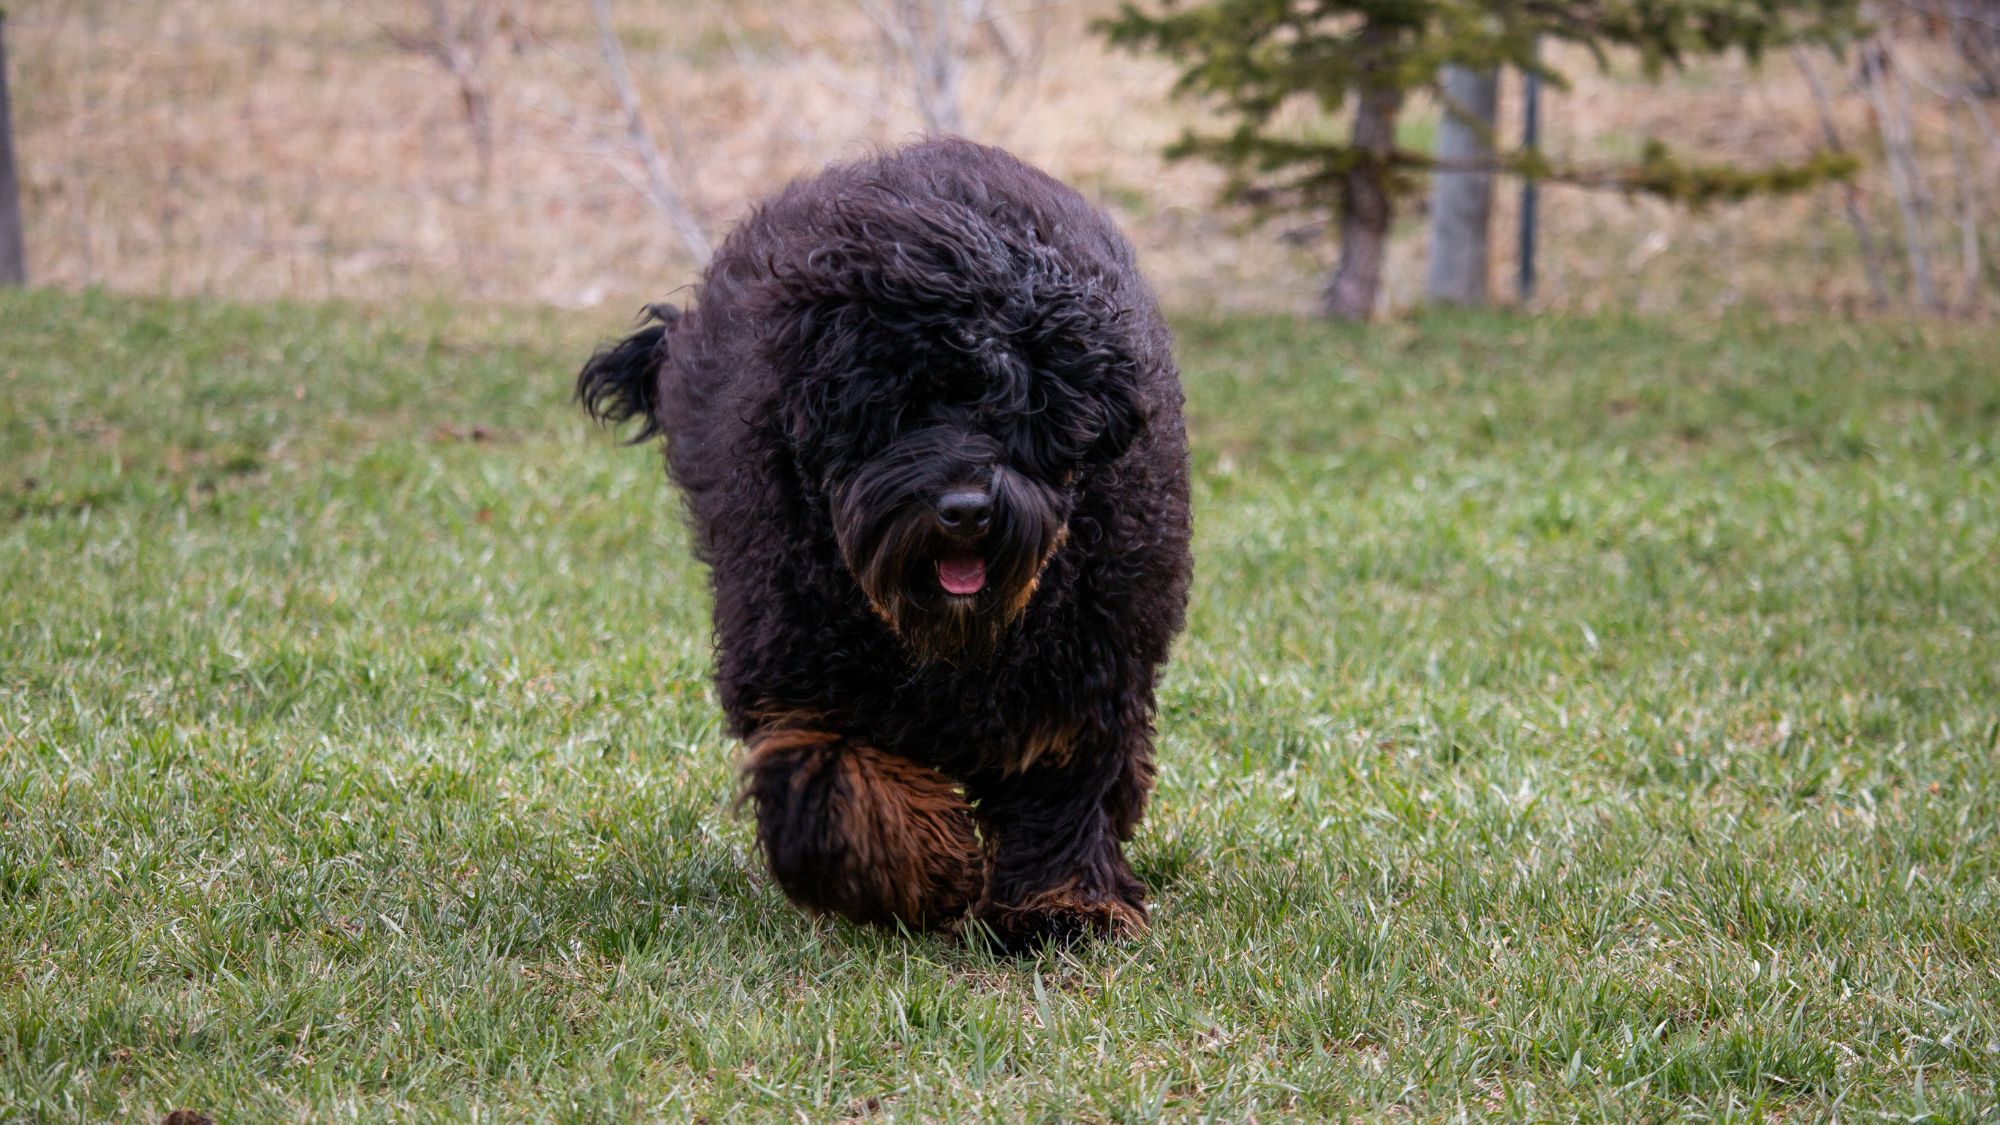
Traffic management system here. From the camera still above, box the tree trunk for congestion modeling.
[1322,71,1404,319]
[0,12,27,288]
[1426,65,1498,307]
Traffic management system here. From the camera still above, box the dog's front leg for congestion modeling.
[740,727,985,931]
[965,733,1154,951]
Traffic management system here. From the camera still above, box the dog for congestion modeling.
[576,138,1191,949]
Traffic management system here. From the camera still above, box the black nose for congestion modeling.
[935,488,992,537]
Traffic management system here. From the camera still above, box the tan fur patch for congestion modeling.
[865,596,900,631]
[1005,524,1070,620]
[740,727,985,930]
[1003,722,1081,776]
[743,704,832,733]
[835,743,984,921]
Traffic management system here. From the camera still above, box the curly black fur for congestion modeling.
[575,303,680,443]
[577,138,1192,949]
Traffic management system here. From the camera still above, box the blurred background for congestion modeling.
[4,12,1999,1118]
[3,0,1995,320]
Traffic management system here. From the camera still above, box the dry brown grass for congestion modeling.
[8,0,1995,317]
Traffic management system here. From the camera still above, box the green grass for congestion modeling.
[3,288,1998,1121]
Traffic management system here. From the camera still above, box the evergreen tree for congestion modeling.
[1100,0,1863,318]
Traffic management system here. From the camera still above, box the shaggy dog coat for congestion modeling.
[578,138,1191,948]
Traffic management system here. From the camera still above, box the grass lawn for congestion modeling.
[2,288,1997,1121]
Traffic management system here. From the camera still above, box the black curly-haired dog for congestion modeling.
[577,138,1191,949]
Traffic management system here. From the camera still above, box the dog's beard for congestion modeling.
[833,468,1065,664]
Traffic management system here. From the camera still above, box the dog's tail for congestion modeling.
[576,303,680,444]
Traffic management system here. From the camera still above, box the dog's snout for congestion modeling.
[935,488,992,538]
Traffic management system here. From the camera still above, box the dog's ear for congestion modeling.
[576,304,679,443]
[1088,373,1146,464]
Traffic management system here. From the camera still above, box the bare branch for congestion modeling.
[590,0,713,263]
[1857,35,1941,313]
[710,3,829,159]
[393,0,500,191]
[966,0,1051,139]
[857,0,984,135]
[1792,44,1890,308]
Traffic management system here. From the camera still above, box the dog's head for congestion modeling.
[763,190,1148,661]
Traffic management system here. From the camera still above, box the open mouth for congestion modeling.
[936,553,987,597]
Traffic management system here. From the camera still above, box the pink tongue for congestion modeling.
[938,556,987,596]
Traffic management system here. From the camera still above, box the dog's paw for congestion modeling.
[974,881,1148,953]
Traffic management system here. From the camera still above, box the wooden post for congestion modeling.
[1426,65,1499,307]
[0,9,25,287]
[1516,55,1540,305]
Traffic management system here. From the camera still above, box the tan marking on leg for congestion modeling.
[742,704,833,733]
[740,727,985,930]
[1003,722,1082,776]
